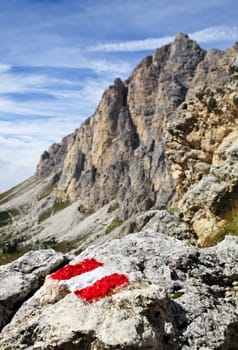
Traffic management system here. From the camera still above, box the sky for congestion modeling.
[0,0,238,192]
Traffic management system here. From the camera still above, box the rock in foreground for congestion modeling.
[0,249,69,331]
[0,232,237,349]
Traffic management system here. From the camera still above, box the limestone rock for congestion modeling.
[35,34,206,216]
[0,249,69,330]
[230,54,238,73]
[129,209,193,241]
[0,233,237,349]
[166,43,238,241]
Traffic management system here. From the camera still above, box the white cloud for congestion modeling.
[190,26,238,43]
[0,69,116,192]
[88,26,238,52]
[84,60,132,76]
[0,64,11,73]
[0,71,76,94]
[0,117,83,192]
[0,159,33,193]
[88,36,174,53]
[0,64,116,117]
[0,118,80,142]
[0,81,108,192]
[3,45,132,76]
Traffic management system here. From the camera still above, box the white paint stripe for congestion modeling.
[59,265,118,292]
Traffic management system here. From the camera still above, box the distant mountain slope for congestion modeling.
[1,34,238,262]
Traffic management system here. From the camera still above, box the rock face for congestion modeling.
[166,44,238,242]
[34,35,238,242]
[0,249,69,331]
[36,34,206,215]
[1,35,238,247]
[0,232,237,349]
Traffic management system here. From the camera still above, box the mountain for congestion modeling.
[1,34,238,259]
[0,33,238,349]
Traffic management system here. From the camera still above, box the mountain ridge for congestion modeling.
[36,34,206,213]
[1,34,238,259]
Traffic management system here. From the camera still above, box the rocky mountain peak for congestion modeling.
[35,34,207,215]
[174,32,189,41]
[1,34,238,254]
[15,35,237,239]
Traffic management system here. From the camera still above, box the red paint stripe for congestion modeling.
[74,273,129,301]
[50,258,103,280]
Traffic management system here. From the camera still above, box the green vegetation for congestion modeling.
[77,204,95,216]
[53,240,78,253]
[0,209,20,227]
[203,208,238,247]
[0,237,24,254]
[172,291,184,299]
[52,200,70,213]
[166,207,177,215]
[105,217,124,235]
[37,185,53,200]
[0,236,79,265]
[38,200,70,223]
[74,247,83,255]
[46,238,77,253]
[107,201,120,213]
[0,236,31,265]
[0,211,12,227]
[35,237,79,253]
[0,248,31,265]
[38,209,52,223]
[0,186,17,204]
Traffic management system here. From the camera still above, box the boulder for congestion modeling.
[0,249,69,331]
[0,233,237,349]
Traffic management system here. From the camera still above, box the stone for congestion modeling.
[0,249,69,331]
[0,233,237,349]
[230,54,238,73]
[132,209,193,241]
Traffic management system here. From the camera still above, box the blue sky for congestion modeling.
[0,0,238,191]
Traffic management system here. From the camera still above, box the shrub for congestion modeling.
[203,208,238,247]
[107,202,120,213]
[105,217,124,235]
[38,209,52,223]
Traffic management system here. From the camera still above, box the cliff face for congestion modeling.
[1,34,238,252]
[167,43,238,242]
[35,34,238,244]
[36,34,206,216]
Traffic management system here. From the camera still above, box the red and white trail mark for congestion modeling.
[50,258,129,302]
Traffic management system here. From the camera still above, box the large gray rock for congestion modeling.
[0,249,69,331]
[134,209,193,241]
[0,233,237,349]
